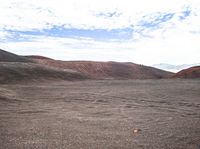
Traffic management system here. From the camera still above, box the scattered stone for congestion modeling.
[133,128,141,133]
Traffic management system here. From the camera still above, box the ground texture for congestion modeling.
[0,79,200,149]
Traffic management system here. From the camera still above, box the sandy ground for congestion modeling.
[0,79,200,149]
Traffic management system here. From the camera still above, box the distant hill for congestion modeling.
[25,55,53,60]
[30,58,174,79]
[0,49,87,83]
[172,66,200,78]
[152,63,200,72]
[0,49,174,83]
[0,49,32,62]
[0,62,87,84]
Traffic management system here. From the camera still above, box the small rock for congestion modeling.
[133,128,141,133]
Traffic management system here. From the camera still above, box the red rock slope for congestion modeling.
[172,66,200,78]
[29,58,174,79]
[0,49,174,81]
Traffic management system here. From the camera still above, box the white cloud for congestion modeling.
[1,0,199,30]
[0,0,200,65]
[0,30,11,40]
[0,35,136,61]
[133,32,200,65]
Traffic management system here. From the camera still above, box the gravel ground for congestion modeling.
[0,79,200,149]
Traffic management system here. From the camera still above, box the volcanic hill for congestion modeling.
[172,66,200,78]
[0,49,175,83]
[0,49,32,62]
[0,49,87,83]
[29,57,174,79]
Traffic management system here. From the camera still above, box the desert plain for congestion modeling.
[0,79,199,149]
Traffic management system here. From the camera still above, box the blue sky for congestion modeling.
[0,0,200,65]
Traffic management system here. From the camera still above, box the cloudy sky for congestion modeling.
[0,0,200,65]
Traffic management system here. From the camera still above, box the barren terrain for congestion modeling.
[0,49,174,83]
[30,58,174,79]
[173,66,200,78]
[0,79,200,149]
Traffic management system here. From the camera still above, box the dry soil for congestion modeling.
[0,79,200,149]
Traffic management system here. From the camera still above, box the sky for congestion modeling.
[0,0,200,65]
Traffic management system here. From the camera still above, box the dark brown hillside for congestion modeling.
[0,62,87,84]
[172,66,200,78]
[25,55,53,60]
[0,49,32,62]
[0,49,87,83]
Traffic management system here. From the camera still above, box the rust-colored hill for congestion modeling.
[30,58,174,79]
[0,49,174,82]
[172,66,200,78]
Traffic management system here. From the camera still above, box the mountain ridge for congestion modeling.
[29,56,174,79]
[0,49,174,83]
